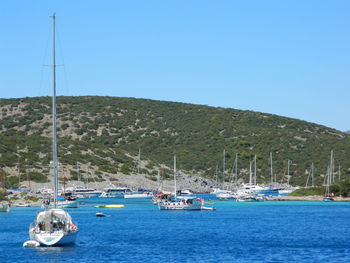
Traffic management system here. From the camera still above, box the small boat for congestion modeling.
[124,191,153,199]
[23,240,40,248]
[99,187,132,198]
[96,212,107,217]
[15,202,31,207]
[237,194,265,202]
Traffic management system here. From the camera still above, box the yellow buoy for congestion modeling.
[104,204,125,208]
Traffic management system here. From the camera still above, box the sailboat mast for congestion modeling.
[222,149,225,189]
[311,162,314,187]
[235,153,238,186]
[270,152,273,185]
[138,149,141,174]
[287,159,290,186]
[51,14,58,208]
[330,150,334,185]
[174,155,177,198]
[254,155,257,185]
[249,161,252,184]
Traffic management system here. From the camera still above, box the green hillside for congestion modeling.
[0,96,349,188]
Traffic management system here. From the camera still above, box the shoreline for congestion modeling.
[7,194,350,208]
[267,195,350,202]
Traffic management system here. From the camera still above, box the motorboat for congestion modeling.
[99,187,132,198]
[68,186,102,198]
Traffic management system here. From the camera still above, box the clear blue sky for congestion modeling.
[0,1,349,131]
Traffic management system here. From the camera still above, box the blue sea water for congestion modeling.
[1,197,350,263]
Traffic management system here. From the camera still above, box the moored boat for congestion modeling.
[99,187,132,198]
[158,156,214,211]
[27,14,78,247]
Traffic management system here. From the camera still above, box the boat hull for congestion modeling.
[124,193,153,199]
[158,200,204,210]
[29,229,77,246]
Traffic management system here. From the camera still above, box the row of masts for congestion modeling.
[215,150,340,188]
[217,151,290,188]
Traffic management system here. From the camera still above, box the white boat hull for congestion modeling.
[158,202,203,210]
[29,229,77,246]
[124,193,153,199]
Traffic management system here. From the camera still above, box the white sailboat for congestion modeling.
[27,14,78,246]
[158,156,214,210]
[214,150,236,200]
[324,150,335,202]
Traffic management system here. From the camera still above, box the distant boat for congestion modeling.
[324,151,335,202]
[27,14,78,246]
[15,202,31,207]
[67,186,102,198]
[99,186,132,198]
[96,212,107,217]
[158,156,214,211]
[124,191,153,199]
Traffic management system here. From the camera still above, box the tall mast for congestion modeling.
[174,155,177,198]
[254,155,257,185]
[51,14,58,208]
[249,161,252,184]
[287,159,290,186]
[222,149,225,189]
[311,162,314,187]
[270,152,273,185]
[77,162,81,186]
[330,150,334,185]
[235,153,238,186]
[137,148,141,174]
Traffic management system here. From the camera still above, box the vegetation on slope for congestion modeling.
[0,96,349,188]
[291,180,350,197]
